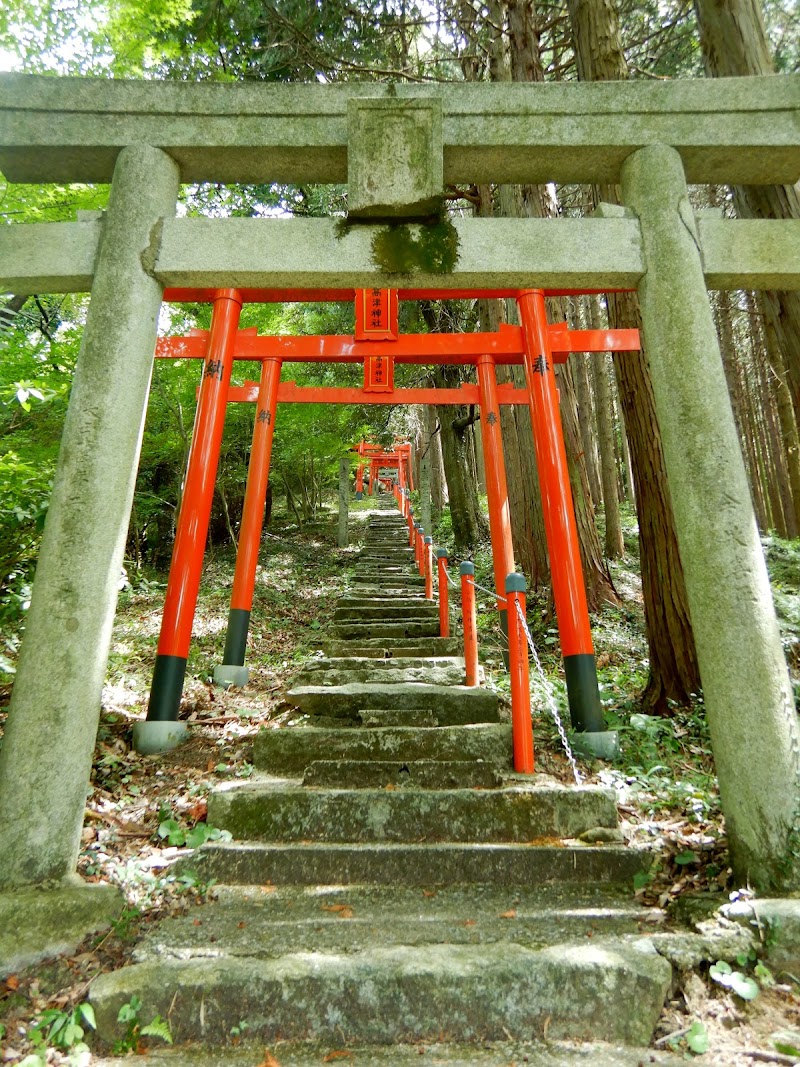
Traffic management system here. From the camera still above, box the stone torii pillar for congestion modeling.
[0,145,180,890]
[621,145,800,891]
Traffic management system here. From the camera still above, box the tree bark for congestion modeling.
[567,0,701,710]
[694,0,800,430]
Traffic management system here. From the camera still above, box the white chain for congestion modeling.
[513,599,583,785]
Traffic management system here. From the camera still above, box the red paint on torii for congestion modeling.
[155,323,639,364]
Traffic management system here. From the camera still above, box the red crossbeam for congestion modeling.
[162,288,632,304]
[225,382,530,405]
[156,324,639,363]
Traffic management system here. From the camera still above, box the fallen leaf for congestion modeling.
[322,1052,353,1062]
[462,919,477,927]
[260,884,275,894]
[256,1052,282,1067]
[422,890,436,898]
[500,909,517,919]
[4,975,19,991]
[385,783,396,791]
[322,903,354,919]
[192,919,202,927]
[237,921,247,929]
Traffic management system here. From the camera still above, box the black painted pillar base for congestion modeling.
[223,608,251,667]
[498,607,509,670]
[146,654,187,722]
[564,653,605,733]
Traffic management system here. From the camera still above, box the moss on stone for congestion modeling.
[371,216,460,275]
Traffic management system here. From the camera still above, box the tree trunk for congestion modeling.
[575,351,602,508]
[763,312,800,531]
[567,0,701,710]
[435,371,488,553]
[592,346,624,558]
[424,403,446,522]
[694,0,800,430]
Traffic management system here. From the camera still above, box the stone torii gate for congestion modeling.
[0,74,799,899]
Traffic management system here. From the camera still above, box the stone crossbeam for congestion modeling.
[2,216,799,295]
[1,73,798,186]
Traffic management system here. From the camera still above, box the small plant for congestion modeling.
[685,1018,709,1055]
[113,995,173,1053]
[709,959,760,1000]
[26,1002,96,1060]
[157,818,232,848]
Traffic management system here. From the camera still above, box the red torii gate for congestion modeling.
[146,286,639,765]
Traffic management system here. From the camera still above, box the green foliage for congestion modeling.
[28,1002,96,1052]
[113,994,173,1052]
[156,817,232,848]
[685,1018,709,1055]
[709,959,760,1000]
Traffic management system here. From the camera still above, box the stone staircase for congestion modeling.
[91,503,683,1063]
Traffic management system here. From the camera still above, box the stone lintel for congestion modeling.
[1,72,797,186]
[348,98,443,219]
[3,215,800,296]
[699,218,800,290]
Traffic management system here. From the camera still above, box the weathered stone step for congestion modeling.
[293,666,468,688]
[125,885,665,963]
[336,596,428,609]
[206,781,618,843]
[254,723,514,773]
[333,604,439,621]
[177,841,651,888]
[90,935,671,1046]
[128,885,665,962]
[95,1040,685,1066]
[317,637,463,657]
[330,621,441,640]
[286,681,499,723]
[303,759,503,788]
[357,707,439,726]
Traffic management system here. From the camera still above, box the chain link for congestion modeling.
[513,599,582,785]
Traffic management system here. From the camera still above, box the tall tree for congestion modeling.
[694,0,800,430]
[567,0,702,710]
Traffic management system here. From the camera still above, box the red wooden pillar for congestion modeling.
[145,289,242,727]
[436,550,450,638]
[477,352,515,645]
[424,536,434,597]
[215,357,281,687]
[355,449,365,500]
[506,573,534,773]
[516,289,606,739]
[460,561,479,687]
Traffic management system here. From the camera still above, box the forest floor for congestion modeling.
[1,502,800,1065]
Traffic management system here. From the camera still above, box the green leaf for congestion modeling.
[710,960,732,981]
[140,1015,173,1044]
[633,871,652,891]
[184,824,211,849]
[729,972,760,1000]
[674,850,699,865]
[686,1019,709,1054]
[78,1003,96,1031]
[117,995,141,1024]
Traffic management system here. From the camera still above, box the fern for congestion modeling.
[140,1016,173,1045]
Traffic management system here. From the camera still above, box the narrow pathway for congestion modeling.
[92,504,686,1063]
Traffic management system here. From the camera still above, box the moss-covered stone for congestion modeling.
[0,883,124,976]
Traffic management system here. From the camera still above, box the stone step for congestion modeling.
[317,637,463,657]
[130,884,665,960]
[330,621,441,640]
[336,596,429,608]
[292,666,469,688]
[357,707,439,726]
[167,840,652,888]
[286,681,499,723]
[254,723,514,774]
[94,1040,684,1066]
[302,759,503,788]
[206,781,619,843]
[333,604,439,621]
[90,934,671,1047]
